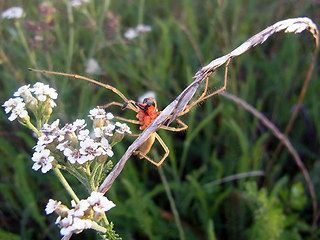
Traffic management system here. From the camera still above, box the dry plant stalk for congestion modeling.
[220,92,318,226]
[98,17,319,208]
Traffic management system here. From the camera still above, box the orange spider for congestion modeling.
[101,96,188,167]
[29,59,230,167]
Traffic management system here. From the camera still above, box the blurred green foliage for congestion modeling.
[0,0,319,239]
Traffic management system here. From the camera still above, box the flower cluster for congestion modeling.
[124,24,152,40]
[71,0,90,7]
[46,191,115,237]
[2,82,57,122]
[32,107,131,173]
[3,83,124,238]
[1,6,24,19]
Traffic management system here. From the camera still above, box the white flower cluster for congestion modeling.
[124,24,152,40]
[31,108,131,173]
[71,0,90,7]
[2,82,57,121]
[1,6,24,19]
[45,191,115,237]
[85,58,102,75]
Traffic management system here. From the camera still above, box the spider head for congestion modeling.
[136,98,157,111]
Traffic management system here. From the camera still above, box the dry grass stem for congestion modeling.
[220,91,318,225]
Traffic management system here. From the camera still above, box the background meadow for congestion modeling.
[0,0,319,239]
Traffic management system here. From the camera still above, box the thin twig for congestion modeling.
[267,44,318,172]
[158,166,185,240]
[220,91,318,225]
[203,171,265,188]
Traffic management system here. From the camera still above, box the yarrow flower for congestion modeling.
[2,82,58,122]
[89,108,113,120]
[32,148,54,173]
[46,192,115,237]
[1,6,24,19]
[124,23,152,40]
[31,82,57,106]
[87,191,116,213]
[71,0,90,7]
[85,58,102,75]
[94,124,115,138]
[115,122,131,134]
[2,98,28,121]
[45,199,62,215]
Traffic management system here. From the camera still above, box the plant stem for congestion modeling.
[53,168,80,204]
[15,20,37,67]
[158,166,185,240]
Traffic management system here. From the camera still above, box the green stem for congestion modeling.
[138,0,145,25]
[20,119,40,137]
[90,162,103,191]
[15,20,37,67]
[66,164,92,192]
[88,0,111,58]
[91,222,107,233]
[53,168,80,203]
[102,212,109,225]
[158,166,185,240]
[63,0,74,72]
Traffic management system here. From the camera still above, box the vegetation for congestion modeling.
[0,0,319,239]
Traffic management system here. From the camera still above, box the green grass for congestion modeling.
[0,0,319,239]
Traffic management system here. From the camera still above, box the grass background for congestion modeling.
[0,0,319,239]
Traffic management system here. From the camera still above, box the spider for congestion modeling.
[29,59,230,167]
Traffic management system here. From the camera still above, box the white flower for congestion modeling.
[124,24,152,40]
[94,124,115,138]
[85,58,102,75]
[13,84,34,104]
[2,97,24,114]
[69,199,90,217]
[79,138,99,161]
[59,215,74,236]
[37,134,56,145]
[1,7,24,19]
[72,119,86,131]
[124,28,138,40]
[59,215,92,236]
[71,0,90,7]
[61,123,74,134]
[31,149,54,173]
[87,191,115,213]
[96,137,114,157]
[63,148,85,164]
[71,217,92,231]
[136,24,152,33]
[56,140,70,151]
[115,122,131,134]
[31,82,58,102]
[33,143,45,152]
[41,119,60,133]
[88,108,113,120]
[49,99,56,108]
[8,102,28,121]
[77,129,90,141]
[45,199,61,215]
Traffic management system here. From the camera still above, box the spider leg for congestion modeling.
[99,101,140,124]
[28,68,138,111]
[160,118,188,132]
[134,133,169,167]
[100,100,138,112]
[181,57,232,116]
[114,116,140,125]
